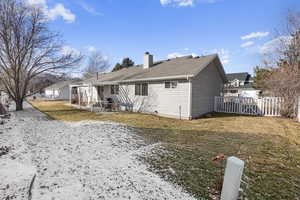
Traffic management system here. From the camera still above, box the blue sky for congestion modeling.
[27,0,300,74]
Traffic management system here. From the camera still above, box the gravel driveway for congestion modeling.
[0,103,196,200]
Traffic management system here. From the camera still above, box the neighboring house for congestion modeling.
[70,53,227,120]
[224,72,260,98]
[0,85,9,104]
[45,80,75,100]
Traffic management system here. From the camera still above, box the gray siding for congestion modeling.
[45,86,70,100]
[191,61,223,118]
[114,80,190,119]
[77,58,225,120]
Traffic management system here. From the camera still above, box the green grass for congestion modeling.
[30,100,300,200]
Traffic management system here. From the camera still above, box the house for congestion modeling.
[45,80,75,100]
[0,85,9,105]
[70,53,227,120]
[0,87,4,104]
[223,72,260,98]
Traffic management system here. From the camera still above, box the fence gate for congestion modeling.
[214,97,284,117]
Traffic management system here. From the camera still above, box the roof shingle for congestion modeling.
[226,72,250,82]
[45,80,77,90]
[78,54,225,85]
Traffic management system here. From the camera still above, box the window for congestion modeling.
[165,82,170,88]
[171,81,177,88]
[115,85,119,94]
[111,85,119,95]
[135,83,148,96]
[232,79,240,87]
[142,83,148,96]
[165,81,177,89]
[135,84,141,95]
[111,85,114,94]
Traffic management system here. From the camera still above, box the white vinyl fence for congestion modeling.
[214,96,284,116]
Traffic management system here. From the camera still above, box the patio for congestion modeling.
[69,83,122,113]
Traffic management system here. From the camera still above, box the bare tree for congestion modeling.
[261,10,300,118]
[83,52,110,79]
[0,0,82,110]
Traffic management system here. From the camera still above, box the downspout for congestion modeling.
[188,76,193,120]
[78,87,81,108]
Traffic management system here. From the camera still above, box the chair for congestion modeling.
[112,103,120,112]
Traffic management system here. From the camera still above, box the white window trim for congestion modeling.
[135,82,148,96]
[111,85,119,95]
[165,81,178,89]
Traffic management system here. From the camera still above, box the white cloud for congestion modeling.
[219,49,230,64]
[199,0,221,2]
[241,41,255,48]
[160,0,221,6]
[203,48,230,64]
[160,0,171,5]
[259,36,291,54]
[183,48,189,51]
[47,4,76,23]
[168,48,229,64]
[167,52,198,59]
[78,2,102,16]
[86,45,97,52]
[178,0,194,6]
[61,46,80,56]
[167,52,186,58]
[27,0,46,5]
[102,55,109,61]
[27,0,76,23]
[160,0,194,7]
[241,32,269,40]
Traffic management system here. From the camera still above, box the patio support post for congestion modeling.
[90,84,93,112]
[297,96,300,123]
[78,87,81,108]
[221,157,244,200]
[97,86,99,103]
[69,86,72,105]
[87,84,90,107]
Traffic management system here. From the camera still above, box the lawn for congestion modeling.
[30,100,300,200]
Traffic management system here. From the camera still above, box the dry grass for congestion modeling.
[30,100,300,200]
[30,100,300,144]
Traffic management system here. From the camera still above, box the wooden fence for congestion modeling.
[214,96,284,116]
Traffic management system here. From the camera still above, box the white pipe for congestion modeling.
[221,157,245,200]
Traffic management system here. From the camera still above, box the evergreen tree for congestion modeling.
[252,66,271,90]
[112,58,134,72]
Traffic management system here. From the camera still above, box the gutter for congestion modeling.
[126,74,194,82]
[76,74,194,87]
[69,83,90,87]
[115,74,194,84]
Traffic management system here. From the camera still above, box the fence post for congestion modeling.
[298,96,300,123]
[221,157,245,200]
[214,96,217,112]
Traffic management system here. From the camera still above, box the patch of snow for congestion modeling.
[0,159,36,199]
[0,102,197,200]
[0,159,36,183]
